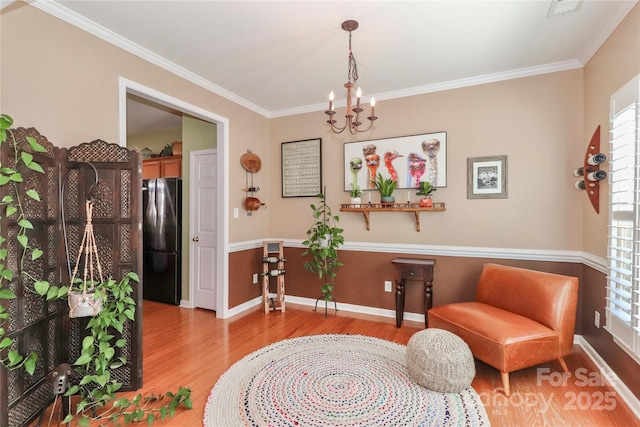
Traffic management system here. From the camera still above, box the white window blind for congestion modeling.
[607,74,640,358]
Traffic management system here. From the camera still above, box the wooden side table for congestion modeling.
[392,258,436,328]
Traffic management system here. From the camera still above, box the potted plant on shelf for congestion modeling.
[349,183,362,205]
[373,172,397,205]
[302,191,344,316]
[416,181,437,207]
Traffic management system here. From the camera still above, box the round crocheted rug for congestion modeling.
[204,334,490,426]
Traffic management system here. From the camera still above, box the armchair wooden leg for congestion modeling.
[558,357,569,373]
[500,371,510,396]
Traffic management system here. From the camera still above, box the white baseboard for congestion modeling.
[575,335,640,420]
[285,295,426,324]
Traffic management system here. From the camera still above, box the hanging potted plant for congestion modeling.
[67,198,105,318]
[373,172,397,205]
[302,191,344,314]
[63,272,192,425]
[349,183,362,205]
[416,181,437,207]
[1,114,191,424]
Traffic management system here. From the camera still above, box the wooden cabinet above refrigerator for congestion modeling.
[142,155,182,179]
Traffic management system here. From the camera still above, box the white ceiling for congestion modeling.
[24,0,639,132]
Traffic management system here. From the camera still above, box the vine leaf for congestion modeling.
[26,136,47,153]
[34,280,49,296]
[16,235,28,248]
[26,189,41,201]
[0,289,15,299]
[17,219,33,229]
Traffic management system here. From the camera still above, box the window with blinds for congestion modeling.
[607,74,640,360]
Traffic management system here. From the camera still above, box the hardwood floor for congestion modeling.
[45,300,640,426]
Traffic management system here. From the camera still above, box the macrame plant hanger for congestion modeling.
[62,162,103,318]
[68,199,104,318]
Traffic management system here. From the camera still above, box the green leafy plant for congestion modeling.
[62,272,192,425]
[1,114,191,425]
[349,183,362,198]
[372,172,397,198]
[416,181,436,197]
[302,192,344,303]
[0,113,51,375]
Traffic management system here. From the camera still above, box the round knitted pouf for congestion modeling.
[406,328,475,393]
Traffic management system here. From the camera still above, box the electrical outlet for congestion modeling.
[594,310,600,328]
[252,273,258,284]
[234,208,239,219]
[384,281,393,293]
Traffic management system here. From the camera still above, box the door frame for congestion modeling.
[118,77,230,317]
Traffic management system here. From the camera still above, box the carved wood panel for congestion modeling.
[0,131,142,427]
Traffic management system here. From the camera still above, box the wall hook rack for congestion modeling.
[241,150,266,215]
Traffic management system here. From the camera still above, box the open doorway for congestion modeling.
[118,77,230,317]
[127,94,184,306]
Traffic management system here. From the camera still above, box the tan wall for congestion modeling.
[580,3,640,399]
[270,71,585,250]
[583,3,640,258]
[0,3,271,244]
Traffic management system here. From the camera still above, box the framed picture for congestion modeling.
[467,155,508,199]
[343,131,447,192]
[281,138,322,197]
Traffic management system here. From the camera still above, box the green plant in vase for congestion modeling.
[349,183,362,204]
[302,192,344,316]
[372,172,397,204]
[416,181,437,207]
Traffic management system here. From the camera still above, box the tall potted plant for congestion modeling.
[302,192,344,315]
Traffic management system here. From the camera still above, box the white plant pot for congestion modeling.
[350,197,362,205]
[319,235,331,248]
[68,290,102,318]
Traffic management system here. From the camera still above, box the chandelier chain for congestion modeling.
[348,30,358,84]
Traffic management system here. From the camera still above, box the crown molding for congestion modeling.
[28,0,593,121]
[26,0,270,118]
[270,60,583,118]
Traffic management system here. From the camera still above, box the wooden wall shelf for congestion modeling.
[340,202,445,231]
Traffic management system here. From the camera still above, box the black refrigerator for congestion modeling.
[142,178,182,305]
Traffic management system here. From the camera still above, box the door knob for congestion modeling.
[192,236,200,242]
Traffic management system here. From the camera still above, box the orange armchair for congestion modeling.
[428,263,578,396]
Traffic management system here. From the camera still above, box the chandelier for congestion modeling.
[325,20,377,134]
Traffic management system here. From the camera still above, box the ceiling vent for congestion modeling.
[547,0,583,17]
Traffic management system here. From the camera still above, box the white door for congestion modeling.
[191,149,217,310]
